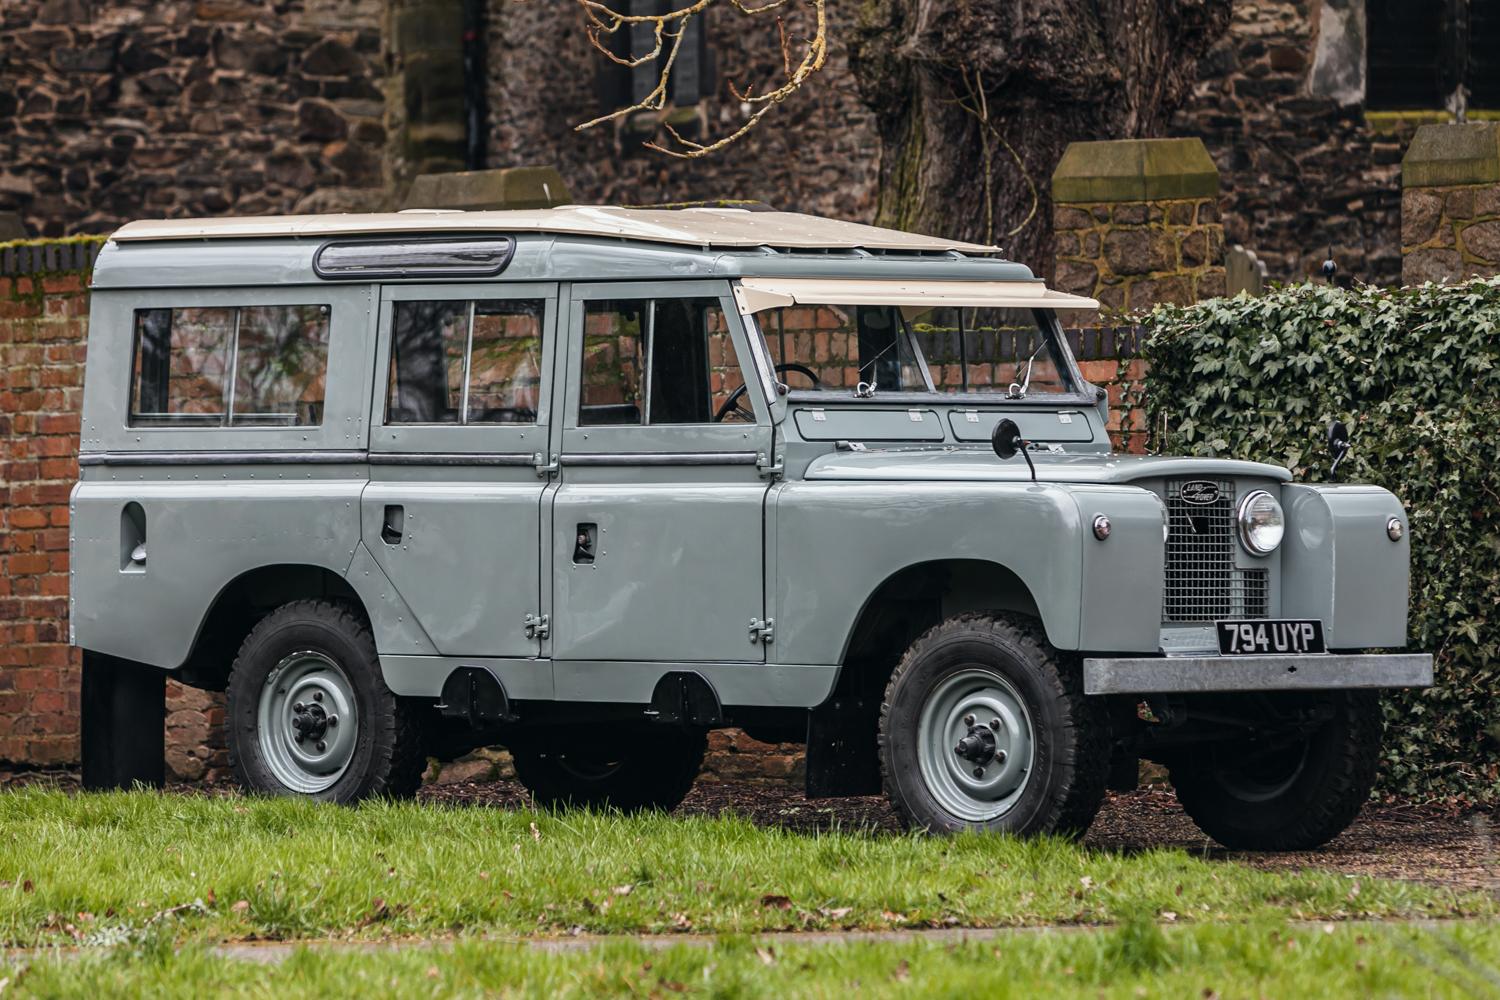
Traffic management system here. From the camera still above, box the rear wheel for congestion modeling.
[511,726,706,812]
[1168,691,1382,850]
[227,600,424,802]
[879,612,1110,836]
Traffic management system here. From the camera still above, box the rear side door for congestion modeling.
[361,282,556,659]
[549,280,776,670]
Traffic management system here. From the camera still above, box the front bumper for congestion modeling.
[1082,653,1433,695]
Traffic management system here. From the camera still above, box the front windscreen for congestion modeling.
[755,303,1076,398]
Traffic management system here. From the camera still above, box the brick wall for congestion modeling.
[0,242,94,766]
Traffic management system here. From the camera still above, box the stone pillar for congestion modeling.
[386,0,469,193]
[1401,123,1500,284]
[1050,138,1226,310]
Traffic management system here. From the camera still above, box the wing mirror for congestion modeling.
[1327,419,1351,477]
[992,418,1036,482]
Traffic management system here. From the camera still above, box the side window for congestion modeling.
[578,297,748,426]
[129,304,329,427]
[386,299,544,424]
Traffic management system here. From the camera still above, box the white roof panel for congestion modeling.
[109,207,1004,254]
[732,277,1100,313]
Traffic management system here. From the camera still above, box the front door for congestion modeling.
[361,283,555,659]
[550,280,775,664]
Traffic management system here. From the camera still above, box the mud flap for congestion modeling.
[81,651,165,790]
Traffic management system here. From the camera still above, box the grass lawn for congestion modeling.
[0,788,1490,949]
[7,922,1500,998]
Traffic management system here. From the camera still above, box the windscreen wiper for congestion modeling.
[1007,341,1047,399]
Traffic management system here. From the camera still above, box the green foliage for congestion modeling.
[1121,278,1500,803]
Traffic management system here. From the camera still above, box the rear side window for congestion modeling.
[129,305,330,427]
[385,299,545,424]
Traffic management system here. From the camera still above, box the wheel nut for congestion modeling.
[995,750,1008,765]
[327,715,338,727]
[989,718,1001,731]
[293,702,305,712]
[963,714,975,727]
[313,692,323,703]
[954,744,964,755]
[316,741,326,752]
[294,733,305,744]
[972,766,984,778]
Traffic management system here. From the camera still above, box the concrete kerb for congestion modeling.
[4,918,1489,967]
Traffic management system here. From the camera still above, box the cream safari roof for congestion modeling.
[731,277,1100,313]
[110,206,1002,254]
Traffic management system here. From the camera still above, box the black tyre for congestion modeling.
[227,600,424,803]
[511,727,706,812]
[1169,691,1382,851]
[879,612,1110,836]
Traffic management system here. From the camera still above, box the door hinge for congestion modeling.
[748,617,775,644]
[756,451,784,479]
[534,452,559,477]
[524,613,550,640]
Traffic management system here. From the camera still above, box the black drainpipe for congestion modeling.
[462,0,487,170]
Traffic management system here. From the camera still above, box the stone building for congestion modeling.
[4,1,1493,285]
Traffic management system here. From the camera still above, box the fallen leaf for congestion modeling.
[478,872,489,881]
[231,900,250,914]
[671,912,692,930]
[819,906,853,920]
[759,894,793,910]
[612,884,634,896]
[21,881,33,894]
[893,959,910,982]
[426,967,440,980]
[205,888,216,907]
[1160,911,1178,922]
[755,946,776,966]
[530,822,541,842]
[1079,876,1094,890]
[881,910,905,922]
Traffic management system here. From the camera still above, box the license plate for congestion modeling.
[1216,619,1326,656]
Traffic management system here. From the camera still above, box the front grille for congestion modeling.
[1163,479,1270,623]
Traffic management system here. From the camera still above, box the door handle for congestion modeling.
[381,505,404,545]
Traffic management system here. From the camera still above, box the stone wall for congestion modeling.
[1052,199,1226,311]
[1400,124,1500,284]
[0,0,390,237]
[1171,0,1409,287]
[483,0,878,219]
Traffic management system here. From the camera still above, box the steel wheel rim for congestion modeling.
[916,667,1035,823]
[556,756,624,782]
[1214,742,1309,802]
[257,650,359,794]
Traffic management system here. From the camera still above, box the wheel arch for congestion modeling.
[176,563,367,691]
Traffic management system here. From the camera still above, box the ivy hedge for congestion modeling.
[1120,277,1500,804]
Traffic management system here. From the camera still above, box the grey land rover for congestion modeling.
[72,207,1431,849]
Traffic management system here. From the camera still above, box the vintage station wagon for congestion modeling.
[73,207,1431,848]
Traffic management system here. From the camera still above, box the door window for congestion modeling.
[579,297,751,425]
[386,299,544,424]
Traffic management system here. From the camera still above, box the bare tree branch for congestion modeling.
[519,0,828,159]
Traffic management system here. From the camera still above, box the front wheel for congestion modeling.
[227,600,424,803]
[879,612,1110,836]
[1168,691,1382,850]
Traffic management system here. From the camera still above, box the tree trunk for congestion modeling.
[849,0,1231,275]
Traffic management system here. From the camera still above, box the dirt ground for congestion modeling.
[6,768,1496,896]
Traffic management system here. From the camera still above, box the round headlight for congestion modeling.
[1236,490,1284,555]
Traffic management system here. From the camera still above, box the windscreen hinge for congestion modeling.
[523,613,550,640]
[748,618,775,644]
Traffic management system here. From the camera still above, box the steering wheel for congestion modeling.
[713,363,822,422]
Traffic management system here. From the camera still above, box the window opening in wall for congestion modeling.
[578,297,749,425]
[129,304,330,427]
[1367,0,1494,115]
[386,299,545,424]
